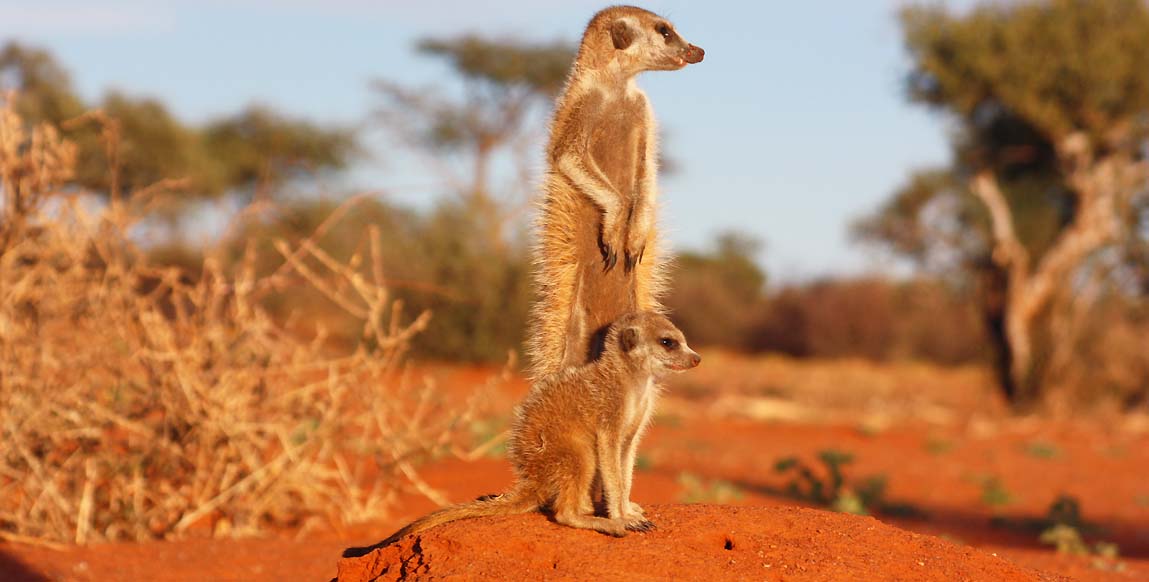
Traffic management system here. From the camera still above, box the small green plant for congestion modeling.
[772,450,912,516]
[1040,524,1090,554]
[1023,441,1061,460]
[991,493,1087,532]
[1091,542,1124,572]
[924,436,955,455]
[980,477,1014,509]
[990,494,1122,570]
[1045,495,1086,529]
[1036,495,1123,570]
[634,453,655,472]
[677,472,745,504]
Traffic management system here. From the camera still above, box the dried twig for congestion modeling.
[0,101,493,545]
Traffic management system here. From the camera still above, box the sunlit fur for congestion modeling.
[351,312,700,551]
[527,6,703,381]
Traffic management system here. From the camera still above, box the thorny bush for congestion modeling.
[0,98,482,544]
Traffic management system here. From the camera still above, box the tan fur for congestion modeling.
[346,312,700,554]
[527,6,704,380]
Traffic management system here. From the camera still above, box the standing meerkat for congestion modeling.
[344,312,700,554]
[528,6,704,380]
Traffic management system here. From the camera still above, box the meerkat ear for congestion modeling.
[619,327,639,353]
[611,19,636,50]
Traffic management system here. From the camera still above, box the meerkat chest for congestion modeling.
[589,94,648,195]
[620,375,657,432]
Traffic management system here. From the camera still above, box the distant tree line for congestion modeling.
[6,0,1147,411]
[0,42,356,208]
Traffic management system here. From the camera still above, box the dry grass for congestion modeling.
[0,98,481,544]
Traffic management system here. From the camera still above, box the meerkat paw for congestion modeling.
[623,246,646,272]
[595,517,629,537]
[554,511,629,537]
[599,241,617,271]
[622,502,650,532]
[599,230,624,272]
[623,230,648,272]
[625,517,656,533]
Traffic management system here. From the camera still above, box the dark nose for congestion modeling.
[690,352,702,367]
[684,44,704,64]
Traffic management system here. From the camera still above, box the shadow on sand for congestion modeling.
[0,548,47,582]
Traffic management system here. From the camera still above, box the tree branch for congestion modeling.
[969,171,1028,276]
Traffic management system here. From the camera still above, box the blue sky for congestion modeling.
[0,0,975,279]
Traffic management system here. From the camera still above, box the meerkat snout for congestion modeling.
[683,44,704,64]
[687,350,702,368]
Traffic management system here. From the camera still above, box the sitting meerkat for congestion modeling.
[345,311,700,555]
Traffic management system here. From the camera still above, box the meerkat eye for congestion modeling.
[658,337,678,350]
[655,24,671,38]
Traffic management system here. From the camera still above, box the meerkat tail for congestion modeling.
[342,486,540,557]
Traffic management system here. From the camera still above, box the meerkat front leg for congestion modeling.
[557,153,626,271]
[594,432,629,522]
[599,409,653,531]
[620,432,653,531]
[624,103,658,272]
[619,407,655,531]
[553,440,627,537]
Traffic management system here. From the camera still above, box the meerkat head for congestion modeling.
[612,311,701,377]
[582,6,704,76]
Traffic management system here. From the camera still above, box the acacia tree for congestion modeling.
[374,36,574,243]
[857,0,1149,405]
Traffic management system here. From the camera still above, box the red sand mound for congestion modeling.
[335,504,1070,582]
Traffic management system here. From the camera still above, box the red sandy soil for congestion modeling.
[336,504,1070,582]
[3,359,1149,581]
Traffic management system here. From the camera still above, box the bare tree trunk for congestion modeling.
[975,262,1017,402]
[969,171,1034,403]
[968,132,1133,406]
